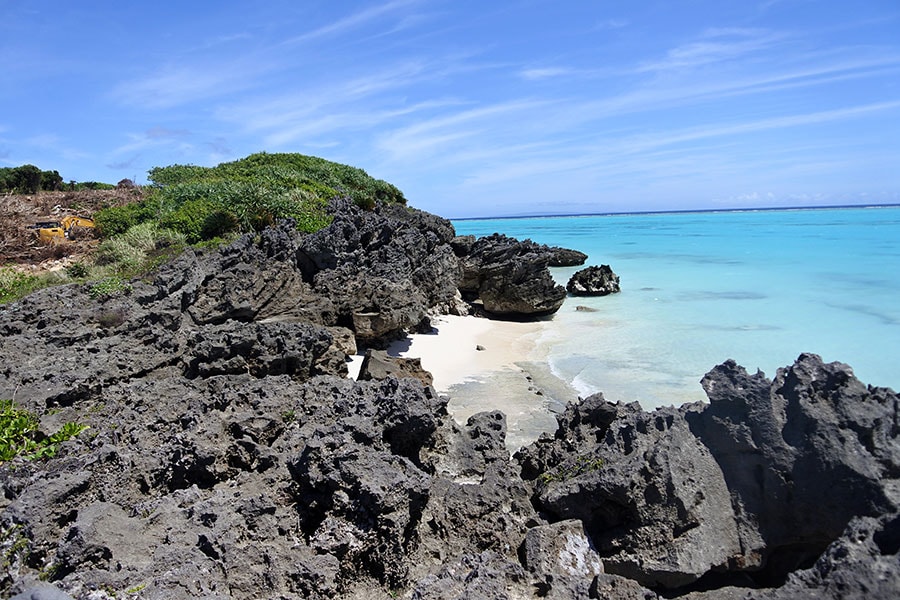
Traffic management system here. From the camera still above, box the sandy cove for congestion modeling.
[367,314,581,451]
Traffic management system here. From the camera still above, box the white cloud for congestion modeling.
[111,61,263,110]
[519,67,574,80]
[283,0,422,45]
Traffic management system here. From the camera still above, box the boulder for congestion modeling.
[459,233,567,318]
[566,264,621,296]
[548,246,588,267]
[522,520,604,598]
[516,354,900,593]
[297,199,461,341]
[357,348,434,387]
[519,398,741,589]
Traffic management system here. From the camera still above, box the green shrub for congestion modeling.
[147,152,402,235]
[160,197,222,243]
[94,200,158,237]
[147,164,213,186]
[88,276,132,299]
[94,153,399,256]
[0,399,88,462]
[0,268,41,304]
[72,181,115,190]
[65,262,90,279]
[95,222,186,274]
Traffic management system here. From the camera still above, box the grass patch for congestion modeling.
[88,276,132,300]
[0,267,42,303]
[94,152,406,246]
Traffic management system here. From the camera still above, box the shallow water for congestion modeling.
[454,206,900,409]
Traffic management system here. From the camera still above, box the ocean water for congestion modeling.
[453,206,900,410]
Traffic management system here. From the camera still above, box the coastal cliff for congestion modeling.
[1,198,897,599]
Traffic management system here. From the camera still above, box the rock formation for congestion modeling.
[547,246,588,267]
[567,264,621,296]
[1,197,897,599]
[456,233,567,318]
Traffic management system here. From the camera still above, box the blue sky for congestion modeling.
[2,1,899,218]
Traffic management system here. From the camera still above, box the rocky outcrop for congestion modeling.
[357,348,434,387]
[516,353,899,595]
[566,264,621,296]
[297,199,463,342]
[457,233,567,318]
[1,194,897,599]
[548,246,588,267]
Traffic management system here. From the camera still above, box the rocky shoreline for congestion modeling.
[1,198,897,599]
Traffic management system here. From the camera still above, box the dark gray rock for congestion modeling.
[357,348,434,387]
[1,192,897,600]
[459,233,567,318]
[770,511,900,599]
[548,246,588,267]
[567,264,621,296]
[517,354,899,594]
[519,397,741,589]
[450,234,476,257]
[297,199,462,341]
[688,353,898,580]
[410,552,527,600]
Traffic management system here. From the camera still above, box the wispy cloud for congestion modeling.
[111,130,194,158]
[638,28,787,72]
[620,100,900,153]
[111,61,264,110]
[106,158,138,170]
[519,67,575,81]
[375,99,551,162]
[283,0,421,45]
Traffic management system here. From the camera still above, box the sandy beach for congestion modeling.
[373,314,580,451]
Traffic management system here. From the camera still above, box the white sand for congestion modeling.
[347,314,580,451]
[385,314,577,451]
[386,314,543,392]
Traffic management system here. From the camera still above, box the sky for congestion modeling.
[1,1,899,218]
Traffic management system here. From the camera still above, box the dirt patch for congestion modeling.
[0,188,145,269]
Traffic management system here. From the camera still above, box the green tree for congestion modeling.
[40,169,63,191]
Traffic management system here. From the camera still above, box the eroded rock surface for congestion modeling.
[517,353,900,597]
[1,197,897,599]
[566,264,621,296]
[457,233,567,318]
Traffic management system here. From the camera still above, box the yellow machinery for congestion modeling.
[28,215,95,243]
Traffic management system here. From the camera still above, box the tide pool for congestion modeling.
[453,206,900,409]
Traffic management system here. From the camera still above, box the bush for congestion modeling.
[160,195,235,243]
[72,181,115,191]
[95,222,186,274]
[65,262,90,279]
[93,201,157,237]
[147,152,405,234]
[147,164,213,186]
[0,399,88,462]
[97,152,403,247]
[0,268,41,304]
[88,276,132,299]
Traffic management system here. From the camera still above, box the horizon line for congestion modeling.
[448,202,900,221]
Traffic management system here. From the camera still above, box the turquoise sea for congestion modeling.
[453,206,900,409]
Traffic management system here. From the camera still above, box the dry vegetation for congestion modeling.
[0,188,144,270]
